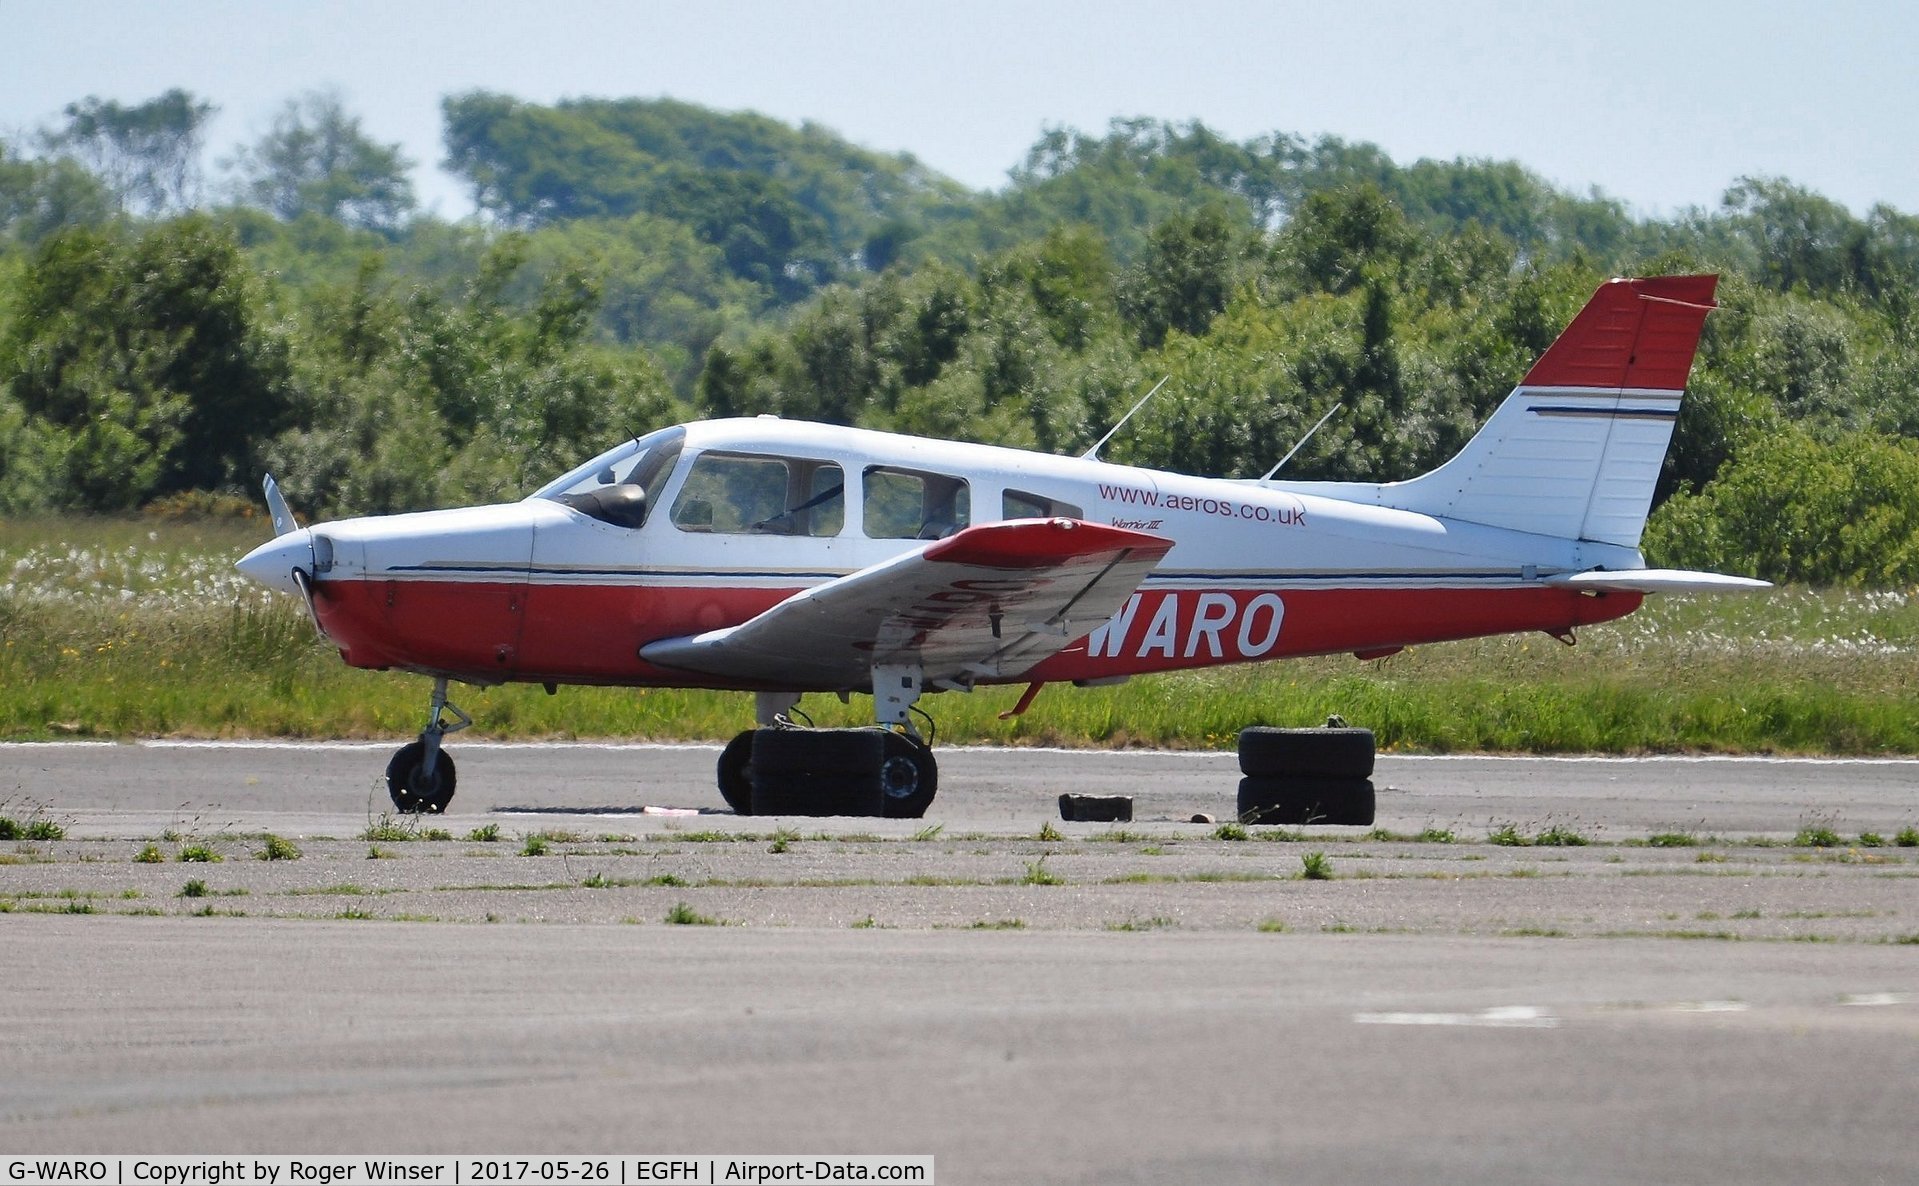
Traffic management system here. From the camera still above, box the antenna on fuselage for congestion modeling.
[1259,401,1342,481]
[1081,376,1170,462]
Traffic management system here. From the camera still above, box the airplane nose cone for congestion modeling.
[236,530,314,596]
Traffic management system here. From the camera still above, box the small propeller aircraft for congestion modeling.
[237,274,1764,818]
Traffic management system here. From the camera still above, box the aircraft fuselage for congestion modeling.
[241,417,1643,693]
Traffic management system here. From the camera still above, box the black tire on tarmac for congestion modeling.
[1058,793,1133,823]
[750,771,885,817]
[750,727,885,777]
[878,731,938,819]
[717,730,755,815]
[385,740,456,814]
[1236,776,1374,827]
[749,729,886,816]
[1237,726,1376,779]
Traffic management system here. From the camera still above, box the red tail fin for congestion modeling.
[1520,275,1718,391]
[1271,275,1719,549]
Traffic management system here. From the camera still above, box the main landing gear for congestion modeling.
[381,668,942,819]
[718,668,940,819]
[385,676,469,814]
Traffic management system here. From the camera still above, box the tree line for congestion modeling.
[2,89,1918,585]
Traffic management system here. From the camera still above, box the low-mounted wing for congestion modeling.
[641,519,1173,690]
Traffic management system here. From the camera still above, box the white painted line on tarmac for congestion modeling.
[0,736,120,748]
[0,739,725,752]
[1354,1005,1558,1028]
[138,738,724,752]
[932,748,1919,765]
[1384,754,1919,767]
[1840,992,1913,1007]
[1,740,1916,767]
[1670,1000,1750,1013]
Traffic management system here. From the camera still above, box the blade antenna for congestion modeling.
[1082,376,1170,461]
[1260,402,1342,481]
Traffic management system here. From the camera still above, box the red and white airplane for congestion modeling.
[237,274,1764,818]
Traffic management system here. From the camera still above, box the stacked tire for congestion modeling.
[1236,725,1375,826]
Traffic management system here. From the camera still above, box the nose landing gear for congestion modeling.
[385,676,470,814]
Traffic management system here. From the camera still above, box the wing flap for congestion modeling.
[641,519,1172,689]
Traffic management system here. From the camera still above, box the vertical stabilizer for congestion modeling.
[1276,276,1717,548]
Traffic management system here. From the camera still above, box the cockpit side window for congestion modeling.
[863,466,971,539]
[1002,488,1083,521]
[670,452,845,537]
[543,428,684,529]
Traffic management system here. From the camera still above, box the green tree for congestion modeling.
[228,90,416,232]
[892,263,975,387]
[1266,184,1419,298]
[1856,204,1919,304]
[42,89,215,215]
[439,92,967,303]
[1720,176,1864,294]
[981,225,1116,351]
[980,119,1278,264]
[1118,203,1250,349]
[519,212,764,385]
[0,139,113,246]
[1645,427,1919,585]
[268,240,682,516]
[0,217,294,509]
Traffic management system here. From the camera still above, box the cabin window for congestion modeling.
[670,452,844,537]
[863,466,971,539]
[1002,489,1083,521]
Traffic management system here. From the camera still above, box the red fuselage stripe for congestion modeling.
[311,578,1641,688]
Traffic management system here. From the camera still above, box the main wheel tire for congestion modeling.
[750,727,884,776]
[878,731,938,819]
[750,770,885,817]
[717,730,755,815]
[1237,776,1374,827]
[749,729,886,816]
[1237,726,1375,779]
[386,740,456,814]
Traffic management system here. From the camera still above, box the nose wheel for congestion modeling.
[386,741,457,814]
[386,677,469,814]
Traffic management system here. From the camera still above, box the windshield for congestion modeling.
[532,426,686,529]
[531,426,687,500]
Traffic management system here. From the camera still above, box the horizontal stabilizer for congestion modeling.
[1545,569,1771,594]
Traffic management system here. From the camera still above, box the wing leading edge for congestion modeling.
[641,519,1173,691]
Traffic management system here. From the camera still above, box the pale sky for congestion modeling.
[4,0,1915,222]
